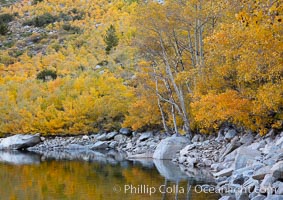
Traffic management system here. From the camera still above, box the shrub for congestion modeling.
[23,13,57,27]
[62,24,81,34]
[0,13,14,23]
[32,0,43,5]
[0,22,9,35]
[0,13,14,35]
[36,69,57,81]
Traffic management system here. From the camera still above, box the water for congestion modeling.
[0,150,220,200]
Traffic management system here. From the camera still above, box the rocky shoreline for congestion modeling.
[1,128,283,200]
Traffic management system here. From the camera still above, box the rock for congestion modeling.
[0,134,41,150]
[249,192,259,199]
[109,141,118,149]
[138,132,153,142]
[235,192,249,200]
[264,195,283,200]
[264,129,276,139]
[224,148,239,162]
[251,195,266,200]
[106,132,118,140]
[180,144,196,156]
[274,182,283,195]
[216,128,225,142]
[127,151,153,159]
[153,136,190,160]
[178,156,187,164]
[225,129,237,140]
[185,157,198,167]
[211,163,225,171]
[203,158,212,166]
[192,134,201,142]
[276,137,283,146]
[114,134,127,143]
[240,133,254,145]
[248,141,266,150]
[91,141,108,150]
[271,161,283,180]
[219,138,241,162]
[262,144,279,155]
[119,128,131,136]
[260,174,276,194]
[82,135,89,140]
[214,167,234,177]
[65,144,86,150]
[219,196,236,200]
[253,166,272,180]
[97,133,107,141]
[243,178,259,191]
[231,174,245,185]
[234,147,261,170]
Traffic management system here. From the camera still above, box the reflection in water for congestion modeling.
[0,151,41,165]
[0,151,220,200]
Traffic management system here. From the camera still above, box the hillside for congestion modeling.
[0,0,282,136]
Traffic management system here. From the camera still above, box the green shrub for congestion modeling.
[0,22,9,35]
[62,24,81,34]
[32,0,43,5]
[36,69,57,81]
[23,13,57,27]
[0,13,14,23]
[58,13,72,21]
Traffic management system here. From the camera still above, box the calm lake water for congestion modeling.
[0,150,220,200]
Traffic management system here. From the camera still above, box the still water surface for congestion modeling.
[0,150,220,200]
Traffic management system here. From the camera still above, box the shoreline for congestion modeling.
[1,129,283,200]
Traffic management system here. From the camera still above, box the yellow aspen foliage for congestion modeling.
[191,90,253,133]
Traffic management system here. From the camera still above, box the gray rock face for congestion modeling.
[90,141,108,150]
[225,129,237,140]
[274,181,283,195]
[109,141,118,149]
[214,167,234,177]
[271,161,283,180]
[234,147,261,170]
[240,133,254,145]
[216,129,225,142]
[253,166,272,180]
[96,133,107,141]
[260,174,276,192]
[219,138,241,162]
[114,134,127,143]
[138,132,153,142]
[180,144,196,156]
[192,134,201,142]
[0,134,41,150]
[119,128,131,136]
[106,132,118,140]
[153,136,190,160]
[65,144,87,150]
